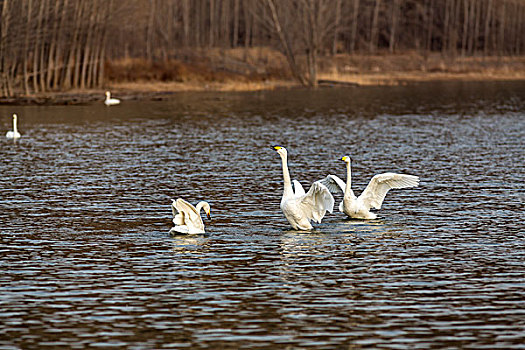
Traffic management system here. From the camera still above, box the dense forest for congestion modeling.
[1,0,524,96]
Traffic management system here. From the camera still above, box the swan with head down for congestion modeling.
[170,198,211,234]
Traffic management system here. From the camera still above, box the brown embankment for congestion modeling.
[2,50,525,105]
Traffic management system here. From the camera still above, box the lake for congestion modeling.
[1,81,524,349]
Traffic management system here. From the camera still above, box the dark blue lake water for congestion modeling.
[1,81,524,349]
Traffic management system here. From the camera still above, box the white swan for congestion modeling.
[170,198,211,234]
[6,113,21,139]
[104,91,120,106]
[320,156,419,219]
[273,145,334,230]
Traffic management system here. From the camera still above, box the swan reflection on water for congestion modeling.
[334,219,398,235]
[279,219,403,255]
[170,234,212,254]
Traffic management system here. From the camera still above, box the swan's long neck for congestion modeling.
[280,153,294,199]
[13,117,18,134]
[345,160,354,197]
[195,201,207,213]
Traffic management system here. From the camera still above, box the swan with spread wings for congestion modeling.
[170,198,211,234]
[320,156,419,220]
[273,145,334,230]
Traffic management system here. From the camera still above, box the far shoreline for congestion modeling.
[1,72,525,106]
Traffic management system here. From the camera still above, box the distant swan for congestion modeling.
[104,91,120,106]
[273,145,334,230]
[320,156,419,219]
[170,198,211,234]
[6,113,21,139]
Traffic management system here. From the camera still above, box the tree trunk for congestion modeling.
[209,0,215,47]
[233,0,239,47]
[498,1,505,55]
[23,0,33,95]
[303,0,318,87]
[46,0,60,90]
[461,0,469,56]
[62,0,83,89]
[449,0,461,56]
[97,0,112,88]
[81,2,96,89]
[369,0,381,53]
[146,0,156,60]
[350,0,360,52]
[332,0,342,55]
[443,0,451,53]
[514,6,525,56]
[38,0,48,92]
[0,0,10,96]
[194,0,201,46]
[426,0,435,53]
[484,0,493,55]
[87,10,100,89]
[52,0,68,90]
[182,0,190,46]
[220,0,230,47]
[264,0,308,86]
[32,0,46,93]
[243,0,252,47]
[72,0,87,88]
[390,0,400,53]
[472,0,481,54]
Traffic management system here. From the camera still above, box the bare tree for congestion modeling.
[332,0,342,55]
[369,0,382,53]
[350,0,360,52]
[390,0,400,53]
[2,0,525,97]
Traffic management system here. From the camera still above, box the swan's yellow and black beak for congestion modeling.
[341,156,348,161]
[206,211,211,220]
[273,145,283,151]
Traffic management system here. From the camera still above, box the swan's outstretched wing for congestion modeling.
[297,182,335,223]
[359,173,419,210]
[292,180,306,196]
[173,198,204,230]
[319,174,346,194]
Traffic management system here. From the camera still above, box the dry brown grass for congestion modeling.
[105,49,525,92]
[7,50,525,104]
[106,58,234,82]
[106,48,291,85]
[317,52,525,85]
[110,79,295,92]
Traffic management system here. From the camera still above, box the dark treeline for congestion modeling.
[1,0,524,96]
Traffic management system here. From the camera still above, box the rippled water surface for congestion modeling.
[1,82,524,349]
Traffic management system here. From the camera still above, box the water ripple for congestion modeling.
[1,82,524,348]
